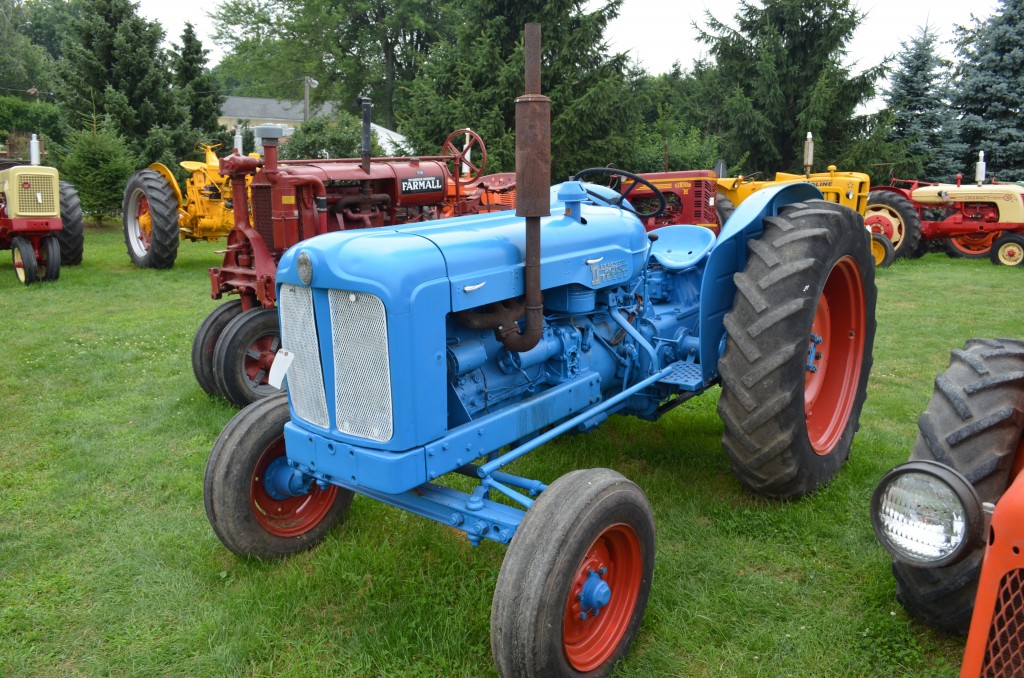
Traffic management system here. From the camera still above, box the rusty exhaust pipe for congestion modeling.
[499,22,550,353]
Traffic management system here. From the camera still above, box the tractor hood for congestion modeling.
[277,189,649,313]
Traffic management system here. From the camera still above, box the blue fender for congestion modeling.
[697,183,824,384]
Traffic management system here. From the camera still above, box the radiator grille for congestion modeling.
[250,184,275,255]
[329,290,392,442]
[279,284,328,428]
[15,173,57,215]
[981,568,1024,677]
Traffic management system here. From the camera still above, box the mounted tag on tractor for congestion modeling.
[203,23,878,677]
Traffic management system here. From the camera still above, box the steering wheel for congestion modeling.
[571,167,667,219]
[442,129,487,185]
[194,140,224,153]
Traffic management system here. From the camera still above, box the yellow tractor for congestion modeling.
[121,142,240,268]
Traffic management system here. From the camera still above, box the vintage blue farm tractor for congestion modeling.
[204,25,877,676]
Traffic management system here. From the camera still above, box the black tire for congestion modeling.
[192,300,245,397]
[11,236,38,285]
[57,181,84,265]
[491,469,655,678]
[870,232,895,268]
[204,393,353,559]
[716,192,735,229]
[213,307,283,408]
[865,190,922,259]
[40,236,61,281]
[718,200,877,499]
[891,338,1024,634]
[989,232,1024,267]
[121,169,179,268]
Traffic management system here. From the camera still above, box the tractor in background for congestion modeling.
[871,338,1024,676]
[0,136,84,284]
[194,105,517,408]
[866,152,1024,265]
[121,141,250,269]
[204,24,877,676]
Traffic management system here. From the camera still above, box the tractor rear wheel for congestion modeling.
[944,231,1000,259]
[213,308,283,408]
[990,233,1024,267]
[865,190,922,259]
[122,169,179,268]
[891,338,1024,633]
[491,469,655,678]
[870,232,895,268]
[718,200,876,499]
[57,181,84,265]
[204,393,353,559]
[192,300,244,397]
[11,237,38,285]
[40,236,61,281]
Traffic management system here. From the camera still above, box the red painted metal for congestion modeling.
[621,170,718,233]
[562,523,643,672]
[249,433,340,538]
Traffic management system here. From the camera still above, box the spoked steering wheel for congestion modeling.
[442,129,488,185]
[571,167,667,219]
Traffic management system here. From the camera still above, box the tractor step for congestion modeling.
[658,360,704,390]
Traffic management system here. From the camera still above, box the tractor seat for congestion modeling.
[649,225,716,271]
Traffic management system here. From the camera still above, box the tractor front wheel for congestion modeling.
[890,338,1024,633]
[41,236,61,281]
[204,393,353,559]
[122,169,179,268]
[989,233,1024,267]
[213,308,283,408]
[491,469,655,678]
[865,190,921,259]
[57,181,84,265]
[718,200,876,499]
[870,232,895,268]
[192,300,244,397]
[11,237,38,285]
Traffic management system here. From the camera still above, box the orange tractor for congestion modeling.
[872,338,1024,676]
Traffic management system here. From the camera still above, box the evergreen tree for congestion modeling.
[279,114,384,160]
[400,0,637,179]
[56,116,137,219]
[695,0,884,174]
[952,0,1024,181]
[0,0,55,93]
[884,26,965,182]
[172,23,223,133]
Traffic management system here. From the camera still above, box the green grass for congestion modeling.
[1,226,1021,677]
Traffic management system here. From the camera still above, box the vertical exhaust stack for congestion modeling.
[357,96,373,175]
[502,22,551,353]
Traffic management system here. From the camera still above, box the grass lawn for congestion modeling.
[1,224,1021,677]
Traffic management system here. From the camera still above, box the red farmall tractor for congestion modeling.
[872,338,1024,676]
[0,157,84,285]
[866,153,1024,264]
[194,106,516,407]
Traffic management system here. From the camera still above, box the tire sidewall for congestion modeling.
[192,300,245,397]
[213,307,283,407]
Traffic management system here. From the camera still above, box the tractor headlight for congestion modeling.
[297,251,313,286]
[871,460,983,567]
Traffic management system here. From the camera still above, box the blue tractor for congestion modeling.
[203,25,876,677]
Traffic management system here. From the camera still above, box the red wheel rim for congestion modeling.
[863,208,904,248]
[243,332,280,387]
[135,194,152,248]
[949,231,999,256]
[250,435,338,537]
[562,523,642,672]
[804,256,866,455]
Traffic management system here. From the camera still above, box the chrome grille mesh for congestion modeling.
[15,173,57,215]
[329,290,392,442]
[981,568,1024,677]
[279,284,329,428]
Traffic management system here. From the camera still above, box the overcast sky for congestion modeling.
[139,0,999,91]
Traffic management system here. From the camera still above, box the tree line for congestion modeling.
[2,0,1022,217]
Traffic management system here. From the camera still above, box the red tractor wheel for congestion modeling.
[121,169,179,268]
[212,307,283,408]
[491,469,654,678]
[192,300,245,397]
[204,393,353,559]
[442,129,487,185]
[718,200,876,498]
[990,233,1024,267]
[864,190,922,259]
[945,231,1001,259]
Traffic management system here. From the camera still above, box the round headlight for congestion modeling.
[297,251,313,285]
[871,460,983,567]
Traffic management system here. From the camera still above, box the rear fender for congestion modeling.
[147,162,184,209]
[697,183,822,384]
